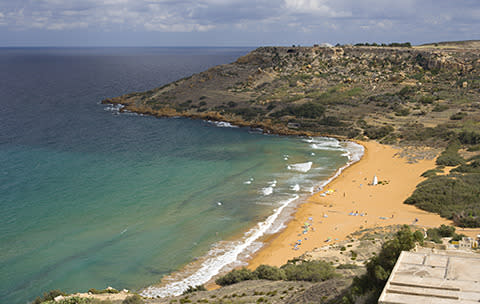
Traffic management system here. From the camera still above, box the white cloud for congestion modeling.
[284,0,351,17]
[0,0,478,45]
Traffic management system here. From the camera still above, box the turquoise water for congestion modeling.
[0,48,357,303]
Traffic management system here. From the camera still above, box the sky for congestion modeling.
[0,0,479,47]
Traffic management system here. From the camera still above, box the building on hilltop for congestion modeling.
[378,250,480,303]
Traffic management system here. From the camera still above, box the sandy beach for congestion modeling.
[247,140,476,269]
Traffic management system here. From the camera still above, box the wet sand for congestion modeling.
[248,141,464,268]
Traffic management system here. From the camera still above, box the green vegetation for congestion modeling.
[421,167,444,177]
[343,226,423,303]
[38,296,117,304]
[88,288,119,294]
[272,102,325,119]
[354,42,412,48]
[459,130,480,145]
[432,103,449,112]
[253,264,286,281]
[228,107,265,120]
[281,260,336,282]
[450,112,467,120]
[405,172,480,227]
[404,129,480,227]
[43,297,96,304]
[436,140,465,166]
[336,264,359,269]
[122,294,144,304]
[182,285,207,295]
[215,268,256,286]
[215,260,336,286]
[426,225,466,243]
[33,290,67,304]
[363,125,394,140]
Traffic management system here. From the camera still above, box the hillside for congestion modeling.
[103,44,480,147]
[103,43,480,227]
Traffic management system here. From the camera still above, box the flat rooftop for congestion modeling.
[378,250,480,304]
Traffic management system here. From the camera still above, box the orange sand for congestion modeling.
[248,141,479,269]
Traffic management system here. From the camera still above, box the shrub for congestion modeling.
[345,226,419,303]
[426,228,442,243]
[405,173,480,227]
[182,285,206,295]
[228,107,264,120]
[319,116,344,126]
[413,230,424,245]
[56,297,93,304]
[337,264,359,269]
[421,168,443,177]
[452,160,480,173]
[436,140,465,166]
[273,102,325,119]
[450,112,467,120]
[437,224,456,237]
[418,96,435,104]
[281,260,336,282]
[122,294,144,304]
[432,103,449,112]
[467,144,480,152]
[33,290,67,304]
[459,131,480,145]
[215,268,256,286]
[394,107,410,116]
[88,288,119,294]
[227,101,237,108]
[364,125,394,139]
[253,265,286,281]
[398,86,416,97]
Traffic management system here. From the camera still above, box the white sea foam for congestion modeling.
[308,137,344,151]
[261,180,277,196]
[291,184,300,192]
[104,103,125,113]
[141,195,299,298]
[287,162,313,173]
[304,186,314,193]
[262,187,273,195]
[343,141,364,163]
[208,121,239,128]
[313,140,364,192]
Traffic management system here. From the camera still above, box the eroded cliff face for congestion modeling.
[104,44,480,145]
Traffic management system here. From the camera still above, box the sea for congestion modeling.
[0,47,363,304]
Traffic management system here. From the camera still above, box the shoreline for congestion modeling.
[140,129,478,298]
[139,135,358,298]
[246,140,476,269]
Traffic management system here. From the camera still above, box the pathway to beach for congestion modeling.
[248,141,479,268]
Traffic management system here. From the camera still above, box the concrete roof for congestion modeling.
[378,250,480,304]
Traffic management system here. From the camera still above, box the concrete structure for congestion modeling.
[379,250,480,303]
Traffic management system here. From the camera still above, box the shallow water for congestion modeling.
[0,47,354,303]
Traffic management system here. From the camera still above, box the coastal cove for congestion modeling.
[3,44,480,304]
[0,47,360,304]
